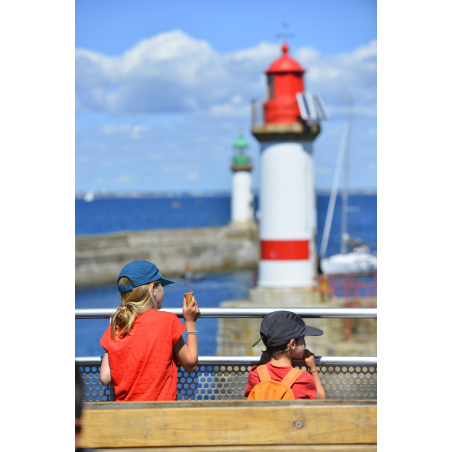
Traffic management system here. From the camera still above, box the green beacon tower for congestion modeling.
[230,133,254,224]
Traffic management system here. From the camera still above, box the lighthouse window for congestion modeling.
[267,74,274,99]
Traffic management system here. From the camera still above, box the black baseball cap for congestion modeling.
[252,310,323,347]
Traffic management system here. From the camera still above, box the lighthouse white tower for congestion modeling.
[251,43,328,288]
[230,133,254,224]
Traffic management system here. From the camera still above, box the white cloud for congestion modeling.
[186,172,200,180]
[100,124,131,135]
[131,125,150,139]
[295,40,377,112]
[114,174,132,184]
[76,31,376,119]
[148,153,163,161]
[210,102,249,118]
[164,165,186,173]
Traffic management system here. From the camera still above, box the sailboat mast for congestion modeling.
[340,97,353,254]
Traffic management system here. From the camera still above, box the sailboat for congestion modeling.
[319,98,377,275]
[83,191,95,202]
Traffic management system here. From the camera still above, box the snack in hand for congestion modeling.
[184,290,193,306]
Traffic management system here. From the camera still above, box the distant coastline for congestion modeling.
[75,189,377,199]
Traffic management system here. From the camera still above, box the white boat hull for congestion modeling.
[321,252,377,275]
[84,191,95,202]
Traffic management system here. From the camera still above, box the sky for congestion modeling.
[75,0,377,193]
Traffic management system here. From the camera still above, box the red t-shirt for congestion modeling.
[100,309,186,401]
[244,363,317,399]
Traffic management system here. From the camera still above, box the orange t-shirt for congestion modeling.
[244,363,317,399]
[100,309,186,401]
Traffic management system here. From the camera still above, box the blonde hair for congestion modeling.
[110,277,159,338]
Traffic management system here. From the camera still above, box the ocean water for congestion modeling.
[75,194,377,257]
[75,194,376,357]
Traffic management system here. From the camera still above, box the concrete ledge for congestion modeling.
[75,223,258,288]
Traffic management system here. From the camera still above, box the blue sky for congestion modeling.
[75,0,377,193]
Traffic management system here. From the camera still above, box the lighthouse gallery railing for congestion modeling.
[76,307,377,401]
[251,98,302,126]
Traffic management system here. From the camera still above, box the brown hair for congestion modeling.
[110,277,159,338]
[264,338,299,360]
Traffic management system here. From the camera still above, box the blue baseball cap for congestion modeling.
[117,260,175,293]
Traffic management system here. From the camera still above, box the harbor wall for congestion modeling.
[75,222,259,288]
[216,289,377,358]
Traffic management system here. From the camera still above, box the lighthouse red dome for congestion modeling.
[263,43,305,124]
[266,43,305,74]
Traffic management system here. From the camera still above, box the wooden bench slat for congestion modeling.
[80,402,376,448]
[94,446,377,452]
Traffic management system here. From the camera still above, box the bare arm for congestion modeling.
[303,349,326,400]
[311,370,326,399]
[100,352,112,386]
[173,296,200,372]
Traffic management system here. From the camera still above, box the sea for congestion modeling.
[75,193,376,358]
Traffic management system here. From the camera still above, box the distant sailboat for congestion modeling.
[319,98,377,275]
[84,191,95,202]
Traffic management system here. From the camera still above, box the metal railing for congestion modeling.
[251,100,265,126]
[76,356,377,366]
[76,307,377,401]
[77,356,377,402]
[251,98,302,126]
[75,307,377,319]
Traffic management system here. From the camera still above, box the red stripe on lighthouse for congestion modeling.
[261,240,310,260]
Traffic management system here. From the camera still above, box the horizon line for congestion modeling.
[75,188,377,198]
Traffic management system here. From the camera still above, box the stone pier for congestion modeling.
[216,287,377,358]
[76,222,258,288]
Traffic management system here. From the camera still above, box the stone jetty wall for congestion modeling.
[216,288,377,358]
[75,222,258,288]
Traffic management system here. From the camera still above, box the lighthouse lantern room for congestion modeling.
[251,42,328,288]
[230,133,254,225]
[264,42,305,124]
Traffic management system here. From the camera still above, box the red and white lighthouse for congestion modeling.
[252,43,328,288]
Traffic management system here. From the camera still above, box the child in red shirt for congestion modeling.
[99,260,200,401]
[244,310,326,399]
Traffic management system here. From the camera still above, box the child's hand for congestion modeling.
[302,349,317,371]
[183,296,201,324]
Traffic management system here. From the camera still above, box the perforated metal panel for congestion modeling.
[78,364,114,402]
[313,364,377,399]
[176,363,376,400]
[77,360,376,401]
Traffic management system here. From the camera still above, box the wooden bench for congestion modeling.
[80,399,376,451]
